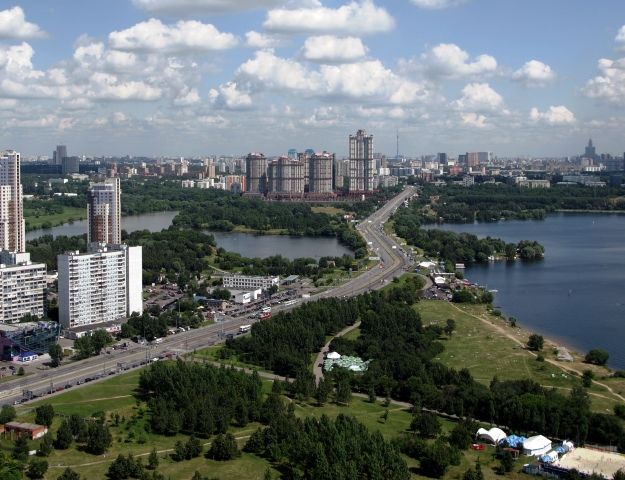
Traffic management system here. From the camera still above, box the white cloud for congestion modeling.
[421,43,497,79]
[109,18,237,53]
[263,1,394,35]
[615,25,625,50]
[86,73,162,101]
[173,87,200,106]
[513,60,555,86]
[301,36,367,63]
[461,112,488,128]
[0,7,45,40]
[244,31,285,49]
[209,82,252,109]
[529,105,576,125]
[584,57,625,106]
[453,83,504,112]
[410,0,466,9]
[237,50,430,105]
[132,0,283,14]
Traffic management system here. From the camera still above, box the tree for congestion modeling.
[613,470,625,480]
[57,467,81,480]
[54,420,73,449]
[0,405,17,423]
[48,343,63,367]
[208,433,239,461]
[35,404,55,427]
[410,413,441,438]
[585,349,609,366]
[499,450,514,473]
[147,448,159,470]
[185,436,203,459]
[315,378,331,406]
[13,435,30,462]
[444,319,456,337]
[527,334,544,351]
[85,421,112,455]
[26,459,48,479]
[17,366,24,376]
[582,370,595,388]
[448,421,473,450]
[263,468,273,480]
[73,336,93,359]
[36,433,53,457]
[107,454,131,480]
[91,329,113,355]
[173,440,187,462]
[0,451,23,480]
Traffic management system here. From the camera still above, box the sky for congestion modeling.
[1,0,625,158]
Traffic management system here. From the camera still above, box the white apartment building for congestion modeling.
[222,275,279,291]
[0,151,25,253]
[58,244,142,330]
[0,251,46,323]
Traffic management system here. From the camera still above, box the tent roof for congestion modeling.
[327,351,341,359]
[524,435,551,450]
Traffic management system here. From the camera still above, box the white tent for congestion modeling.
[419,261,436,269]
[434,276,446,285]
[476,427,507,445]
[327,351,341,360]
[523,435,552,456]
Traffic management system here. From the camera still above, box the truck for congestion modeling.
[259,311,272,320]
[239,325,252,333]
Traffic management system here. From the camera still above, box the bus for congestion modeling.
[239,325,252,333]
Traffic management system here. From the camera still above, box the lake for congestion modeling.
[425,213,625,370]
[207,230,353,260]
[26,211,179,241]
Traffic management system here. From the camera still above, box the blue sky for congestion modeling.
[1,0,625,158]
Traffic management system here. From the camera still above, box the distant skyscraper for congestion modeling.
[0,150,25,253]
[584,139,597,161]
[245,153,268,194]
[87,178,121,245]
[349,129,375,192]
[52,145,67,166]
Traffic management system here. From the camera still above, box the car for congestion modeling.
[84,377,92,382]
[64,384,72,389]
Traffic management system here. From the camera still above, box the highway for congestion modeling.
[0,186,416,406]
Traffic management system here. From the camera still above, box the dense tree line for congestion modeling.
[138,361,263,437]
[227,298,361,376]
[419,184,625,223]
[27,234,87,270]
[245,399,410,480]
[121,308,203,340]
[394,207,544,264]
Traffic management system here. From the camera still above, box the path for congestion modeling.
[449,303,625,403]
[313,321,361,385]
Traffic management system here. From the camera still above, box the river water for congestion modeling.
[207,230,353,260]
[425,213,625,369]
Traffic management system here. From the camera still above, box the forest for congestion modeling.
[418,183,625,223]
[393,207,545,264]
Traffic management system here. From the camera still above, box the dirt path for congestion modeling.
[449,303,625,403]
[312,321,361,385]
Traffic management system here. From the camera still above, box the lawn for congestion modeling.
[415,300,621,413]
[24,206,86,230]
[311,206,347,216]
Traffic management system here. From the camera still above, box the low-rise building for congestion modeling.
[222,274,279,291]
[4,422,48,440]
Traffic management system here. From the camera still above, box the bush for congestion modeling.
[527,334,544,351]
[585,349,609,366]
[208,433,239,461]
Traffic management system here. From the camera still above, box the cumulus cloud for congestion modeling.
[132,0,283,14]
[616,25,625,50]
[410,0,466,9]
[0,7,46,40]
[173,86,200,106]
[420,43,497,79]
[86,73,162,101]
[453,83,504,112]
[245,31,285,49]
[529,105,576,125]
[584,57,625,106]
[209,82,253,109]
[263,1,394,35]
[301,36,368,63]
[461,112,488,128]
[109,18,237,53]
[236,50,430,105]
[513,60,555,86]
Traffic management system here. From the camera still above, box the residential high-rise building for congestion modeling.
[62,156,80,175]
[0,251,46,324]
[267,156,304,194]
[245,153,267,194]
[349,129,375,192]
[0,150,25,253]
[309,152,334,193]
[87,178,121,245]
[57,244,143,330]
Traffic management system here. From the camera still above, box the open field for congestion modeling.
[24,206,86,231]
[558,447,625,478]
[415,300,622,413]
[311,206,347,215]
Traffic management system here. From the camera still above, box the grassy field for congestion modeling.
[24,206,86,230]
[415,300,621,414]
[311,206,347,215]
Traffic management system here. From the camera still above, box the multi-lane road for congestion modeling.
[0,186,416,406]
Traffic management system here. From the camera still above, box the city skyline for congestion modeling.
[0,1,624,157]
